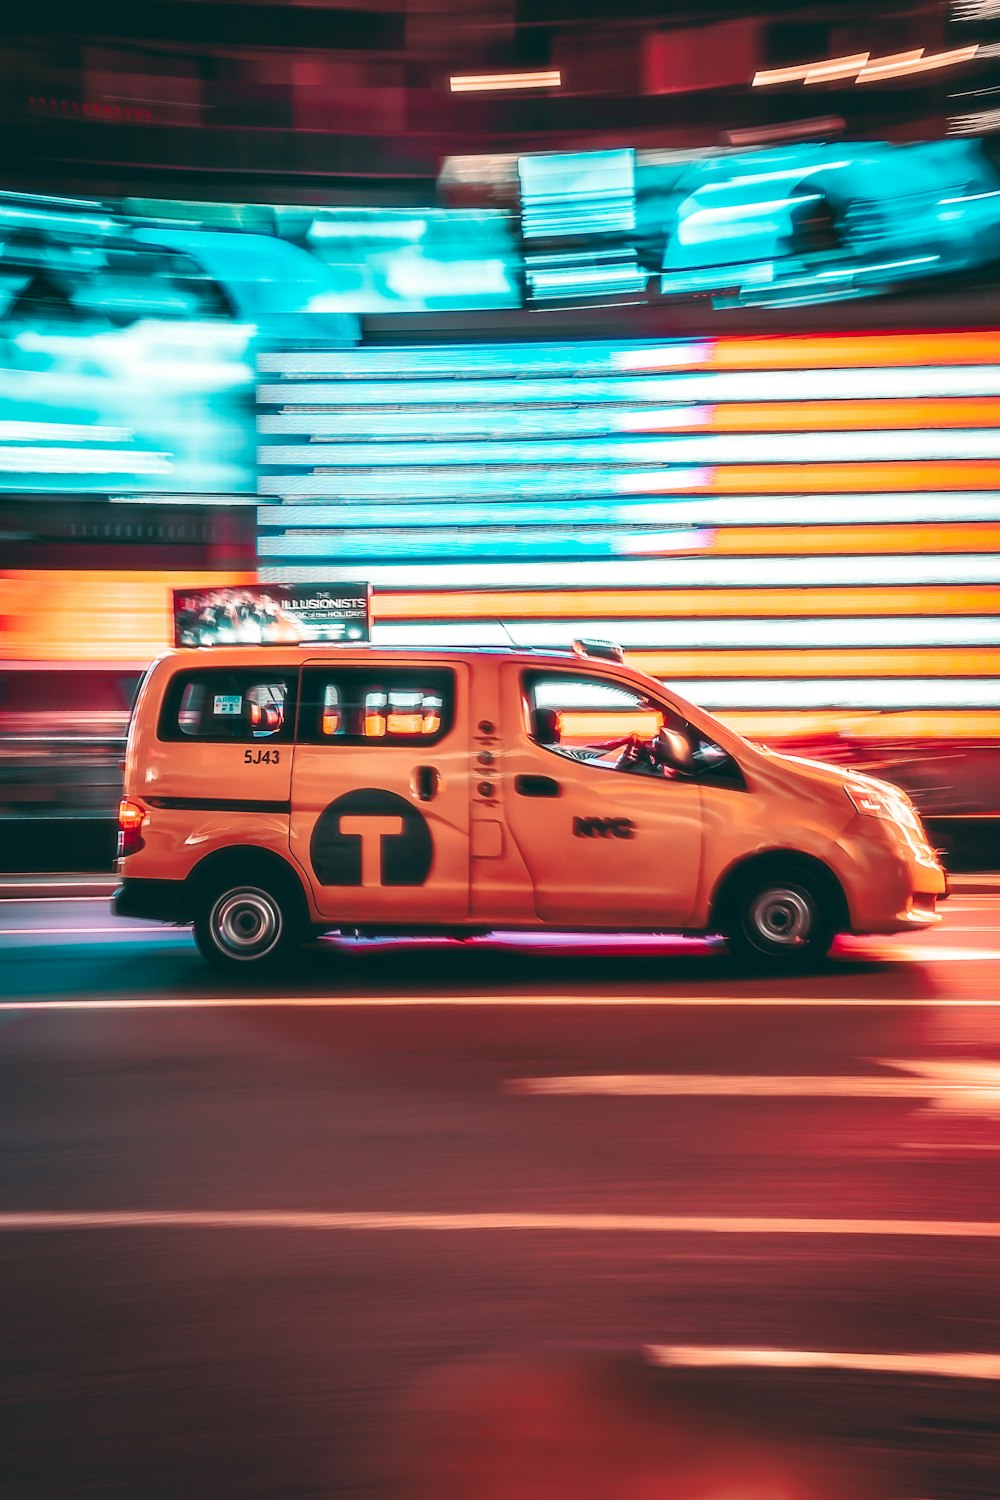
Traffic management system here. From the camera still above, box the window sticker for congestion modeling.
[213,694,243,717]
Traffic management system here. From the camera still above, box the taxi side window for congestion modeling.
[523,670,744,786]
[299,668,453,746]
[159,671,295,742]
[524,672,664,770]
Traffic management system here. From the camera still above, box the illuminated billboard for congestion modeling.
[258,330,1000,739]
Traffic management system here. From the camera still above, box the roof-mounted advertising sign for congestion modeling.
[173,583,371,647]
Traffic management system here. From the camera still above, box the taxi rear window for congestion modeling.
[299,667,453,746]
[158,670,296,742]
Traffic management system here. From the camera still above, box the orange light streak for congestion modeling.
[557,710,662,741]
[0,569,256,662]
[699,398,1000,432]
[700,461,1000,493]
[704,523,1000,555]
[370,586,1000,620]
[710,332,1000,369]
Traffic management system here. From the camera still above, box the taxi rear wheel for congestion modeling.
[194,879,299,972]
[722,872,835,970]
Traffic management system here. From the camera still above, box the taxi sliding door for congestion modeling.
[290,659,470,924]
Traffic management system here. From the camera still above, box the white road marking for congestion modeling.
[0,1210,998,1238]
[7,994,1000,1011]
[2,995,1000,1012]
[647,1345,1000,1381]
[511,1058,1000,1113]
[843,946,1000,963]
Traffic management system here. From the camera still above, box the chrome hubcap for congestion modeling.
[212,888,281,958]
[748,886,813,947]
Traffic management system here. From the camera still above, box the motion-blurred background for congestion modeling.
[4,0,1000,869]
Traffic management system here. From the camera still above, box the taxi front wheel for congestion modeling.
[194,880,300,972]
[722,873,835,970]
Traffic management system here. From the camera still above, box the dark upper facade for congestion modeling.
[0,0,998,200]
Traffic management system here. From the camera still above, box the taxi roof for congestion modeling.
[158,643,607,669]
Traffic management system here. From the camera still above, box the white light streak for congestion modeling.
[754,54,868,87]
[449,70,561,92]
[263,491,1000,530]
[0,447,172,474]
[260,428,1000,464]
[369,616,1000,650]
[259,366,1000,404]
[856,45,980,82]
[0,420,133,443]
[263,555,1000,589]
[510,1059,1000,1112]
[649,1346,1000,1380]
[678,679,1000,710]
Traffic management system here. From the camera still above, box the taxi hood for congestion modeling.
[754,745,903,802]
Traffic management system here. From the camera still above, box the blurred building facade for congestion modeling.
[1,0,999,199]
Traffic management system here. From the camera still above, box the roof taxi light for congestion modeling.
[572,638,625,663]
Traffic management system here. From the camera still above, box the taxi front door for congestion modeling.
[500,666,704,928]
[290,660,470,925]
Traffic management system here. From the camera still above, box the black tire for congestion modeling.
[193,876,301,974]
[721,871,835,971]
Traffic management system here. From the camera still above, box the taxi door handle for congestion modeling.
[515,774,560,798]
[414,765,439,802]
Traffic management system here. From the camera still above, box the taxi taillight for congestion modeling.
[117,798,146,857]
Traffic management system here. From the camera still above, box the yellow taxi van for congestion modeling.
[112,639,946,972]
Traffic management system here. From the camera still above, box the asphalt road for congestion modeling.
[1,895,999,1499]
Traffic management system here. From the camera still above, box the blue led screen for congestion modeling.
[5,135,1000,492]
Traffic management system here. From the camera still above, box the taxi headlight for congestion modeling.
[845,782,895,819]
[845,783,927,839]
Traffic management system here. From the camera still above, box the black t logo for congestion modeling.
[310,788,433,887]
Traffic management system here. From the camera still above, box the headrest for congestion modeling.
[531,706,561,744]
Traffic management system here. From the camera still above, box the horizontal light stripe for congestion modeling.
[259,343,714,379]
[711,332,1000,370]
[258,402,1000,440]
[678,679,1000,710]
[258,529,708,561]
[719,709,1000,740]
[258,368,1000,404]
[258,469,712,501]
[694,524,1000,556]
[265,555,1000,588]
[259,334,1000,379]
[260,494,1000,530]
[639,398,1000,432]
[631,648,1000,678]
[371,617,1000,649]
[704,463,1000,493]
[259,432,1000,465]
[648,1346,1000,1380]
[0,1209,996,1238]
[258,462,1000,500]
[370,586,1000,620]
